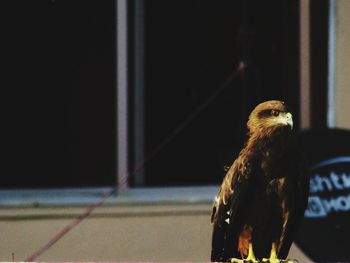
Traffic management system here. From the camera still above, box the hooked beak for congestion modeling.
[275,112,293,129]
[284,112,293,129]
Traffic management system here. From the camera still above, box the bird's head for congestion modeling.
[247,100,293,136]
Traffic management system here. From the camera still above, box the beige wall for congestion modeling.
[335,0,350,129]
[0,204,311,262]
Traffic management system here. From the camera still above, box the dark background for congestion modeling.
[138,0,300,186]
[4,1,116,188]
[3,0,300,188]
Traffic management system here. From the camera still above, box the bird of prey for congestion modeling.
[211,100,309,263]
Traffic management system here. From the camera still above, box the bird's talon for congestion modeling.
[230,258,243,263]
[244,259,259,263]
[260,259,298,263]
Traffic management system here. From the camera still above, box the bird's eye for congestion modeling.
[271,110,279,116]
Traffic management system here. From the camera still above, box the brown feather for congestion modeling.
[211,100,308,261]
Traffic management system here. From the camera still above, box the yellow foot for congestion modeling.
[230,258,243,263]
[232,242,259,262]
[262,259,298,263]
[262,243,299,263]
[245,243,258,262]
[230,259,259,263]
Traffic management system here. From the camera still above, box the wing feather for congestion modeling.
[211,158,254,262]
[278,163,310,258]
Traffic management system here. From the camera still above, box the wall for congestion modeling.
[335,0,350,129]
[0,204,310,262]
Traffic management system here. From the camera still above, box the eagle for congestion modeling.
[211,100,309,263]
